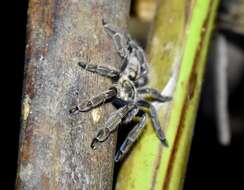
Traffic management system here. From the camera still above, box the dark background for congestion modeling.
[5,0,28,188]
[6,0,243,189]
[184,29,244,189]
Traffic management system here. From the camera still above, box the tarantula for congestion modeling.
[70,20,171,162]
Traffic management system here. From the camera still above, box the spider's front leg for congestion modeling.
[70,88,117,114]
[91,104,136,149]
[78,62,120,80]
[137,100,168,146]
[115,114,146,162]
[102,19,129,60]
[128,39,149,76]
[138,87,172,103]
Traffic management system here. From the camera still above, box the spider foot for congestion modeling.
[159,136,169,147]
[78,62,87,69]
[69,106,80,114]
[102,19,116,37]
[69,100,92,114]
[91,138,101,150]
[114,150,123,162]
[91,127,110,149]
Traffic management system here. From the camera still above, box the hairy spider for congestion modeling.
[70,20,171,162]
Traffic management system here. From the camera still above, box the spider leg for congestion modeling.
[70,88,117,114]
[78,62,120,80]
[137,100,168,146]
[123,106,139,124]
[134,76,148,87]
[138,88,172,102]
[127,38,149,77]
[102,19,129,59]
[91,104,136,149]
[115,114,146,162]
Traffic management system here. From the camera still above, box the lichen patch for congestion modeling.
[22,95,31,122]
[91,108,101,123]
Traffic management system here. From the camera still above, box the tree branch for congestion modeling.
[16,0,130,189]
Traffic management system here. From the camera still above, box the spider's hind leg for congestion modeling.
[138,88,172,103]
[115,114,146,162]
[70,88,117,114]
[91,104,136,149]
[123,106,139,124]
[102,19,129,59]
[137,100,168,146]
[78,62,120,80]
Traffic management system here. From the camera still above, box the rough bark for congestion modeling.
[16,0,130,189]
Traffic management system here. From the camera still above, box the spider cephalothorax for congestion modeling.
[70,20,171,162]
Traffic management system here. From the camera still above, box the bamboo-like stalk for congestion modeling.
[116,0,219,189]
[16,0,130,189]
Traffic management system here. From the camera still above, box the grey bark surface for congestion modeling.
[16,0,130,189]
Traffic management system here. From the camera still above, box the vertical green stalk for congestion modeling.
[116,0,219,189]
